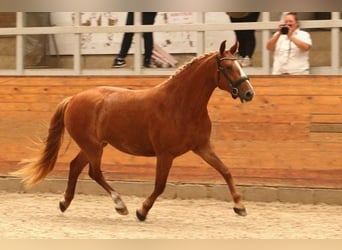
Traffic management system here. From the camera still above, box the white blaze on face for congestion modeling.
[233,60,255,94]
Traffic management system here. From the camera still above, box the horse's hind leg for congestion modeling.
[87,147,128,216]
[193,143,247,216]
[60,151,88,212]
[136,153,174,221]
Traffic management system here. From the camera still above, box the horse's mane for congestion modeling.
[154,51,217,88]
[168,51,216,80]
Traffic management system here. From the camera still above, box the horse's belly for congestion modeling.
[108,139,156,157]
[104,125,155,156]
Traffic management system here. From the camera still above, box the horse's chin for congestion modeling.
[240,96,253,103]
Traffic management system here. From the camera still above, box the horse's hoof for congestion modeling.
[115,207,129,216]
[233,207,247,216]
[136,210,146,221]
[59,201,67,213]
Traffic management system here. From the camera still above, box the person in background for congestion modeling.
[266,12,312,75]
[112,12,157,68]
[227,12,260,67]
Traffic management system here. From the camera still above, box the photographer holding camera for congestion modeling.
[266,12,312,75]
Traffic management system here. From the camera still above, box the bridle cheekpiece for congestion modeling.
[216,56,249,99]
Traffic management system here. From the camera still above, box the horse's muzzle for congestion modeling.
[242,90,254,102]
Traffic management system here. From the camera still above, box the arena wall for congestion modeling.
[1,75,341,192]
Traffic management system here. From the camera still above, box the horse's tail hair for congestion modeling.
[11,96,72,188]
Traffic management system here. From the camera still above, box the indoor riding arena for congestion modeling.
[0,75,341,239]
[0,11,342,239]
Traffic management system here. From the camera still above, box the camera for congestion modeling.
[280,25,289,35]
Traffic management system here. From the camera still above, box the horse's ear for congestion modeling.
[229,41,239,55]
[219,40,226,56]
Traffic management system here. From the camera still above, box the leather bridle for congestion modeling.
[216,56,249,99]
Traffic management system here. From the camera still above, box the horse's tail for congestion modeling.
[11,96,72,188]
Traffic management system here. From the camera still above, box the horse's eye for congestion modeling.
[226,65,232,70]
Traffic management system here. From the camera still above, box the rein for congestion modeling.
[216,56,249,99]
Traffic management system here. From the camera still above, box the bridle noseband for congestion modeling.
[216,56,249,99]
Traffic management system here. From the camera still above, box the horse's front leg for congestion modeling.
[136,153,174,221]
[193,143,247,216]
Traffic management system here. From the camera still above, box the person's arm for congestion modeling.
[266,32,281,52]
[288,35,311,51]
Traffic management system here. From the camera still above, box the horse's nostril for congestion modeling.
[244,90,254,101]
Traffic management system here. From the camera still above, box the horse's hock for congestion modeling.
[1,75,341,204]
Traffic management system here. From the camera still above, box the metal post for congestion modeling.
[73,12,81,75]
[196,12,205,55]
[133,12,142,74]
[16,12,24,75]
[261,12,271,74]
[331,12,340,74]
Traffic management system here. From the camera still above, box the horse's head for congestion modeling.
[216,40,255,102]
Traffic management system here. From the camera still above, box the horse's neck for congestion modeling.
[162,55,217,113]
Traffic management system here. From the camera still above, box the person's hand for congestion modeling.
[277,24,285,33]
[286,24,296,37]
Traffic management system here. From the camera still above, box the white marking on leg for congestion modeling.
[111,191,127,210]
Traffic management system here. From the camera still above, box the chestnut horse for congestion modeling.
[12,40,254,221]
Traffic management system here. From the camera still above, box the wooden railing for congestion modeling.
[0,12,341,75]
[1,75,341,189]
